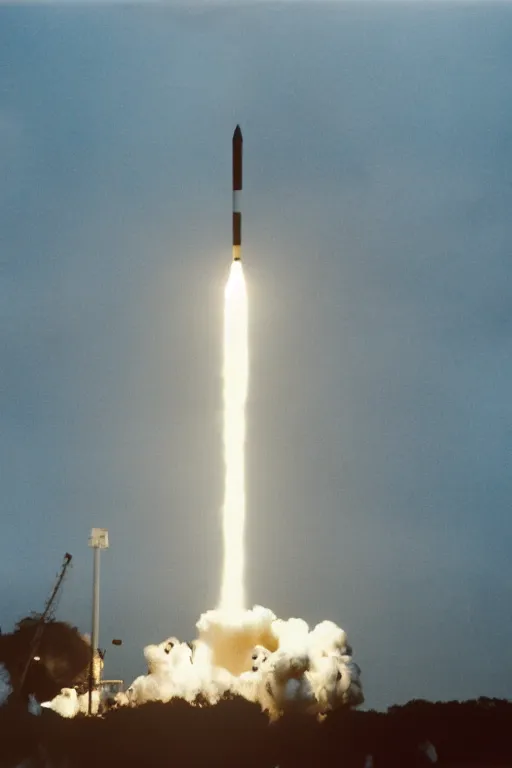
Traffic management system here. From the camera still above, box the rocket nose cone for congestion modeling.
[233,124,243,142]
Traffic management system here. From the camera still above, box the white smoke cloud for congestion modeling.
[113,605,363,719]
[0,663,12,707]
[43,605,362,719]
[41,687,100,717]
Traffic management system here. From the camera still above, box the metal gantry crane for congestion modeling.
[18,552,73,693]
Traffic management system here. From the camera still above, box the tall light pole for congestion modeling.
[88,527,109,715]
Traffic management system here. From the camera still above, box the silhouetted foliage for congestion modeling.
[1,694,512,767]
[0,618,90,704]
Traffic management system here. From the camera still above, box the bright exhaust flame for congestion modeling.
[219,262,248,613]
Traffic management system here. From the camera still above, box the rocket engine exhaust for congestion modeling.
[219,259,248,613]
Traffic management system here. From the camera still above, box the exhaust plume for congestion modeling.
[219,262,248,613]
[42,255,364,722]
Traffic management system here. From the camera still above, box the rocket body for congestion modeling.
[232,125,243,261]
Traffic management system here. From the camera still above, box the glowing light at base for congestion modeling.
[219,261,248,613]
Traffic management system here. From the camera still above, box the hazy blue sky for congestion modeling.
[1,2,511,710]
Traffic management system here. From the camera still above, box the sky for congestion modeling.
[1,1,512,711]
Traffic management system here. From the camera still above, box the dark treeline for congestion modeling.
[0,617,90,705]
[1,695,511,768]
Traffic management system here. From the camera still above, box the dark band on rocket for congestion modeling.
[233,212,241,247]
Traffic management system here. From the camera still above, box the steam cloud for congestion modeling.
[102,606,363,719]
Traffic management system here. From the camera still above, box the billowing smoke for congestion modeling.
[0,664,11,707]
[41,687,100,718]
[107,606,362,719]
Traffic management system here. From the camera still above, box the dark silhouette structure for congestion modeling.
[0,617,90,705]
[1,694,511,768]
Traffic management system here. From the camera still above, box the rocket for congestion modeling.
[232,124,243,261]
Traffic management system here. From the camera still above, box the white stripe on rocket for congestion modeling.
[233,190,242,213]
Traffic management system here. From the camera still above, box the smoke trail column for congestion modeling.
[219,126,248,613]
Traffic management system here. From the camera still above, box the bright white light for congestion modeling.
[219,261,248,613]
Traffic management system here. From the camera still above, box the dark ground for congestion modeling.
[1,695,511,768]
